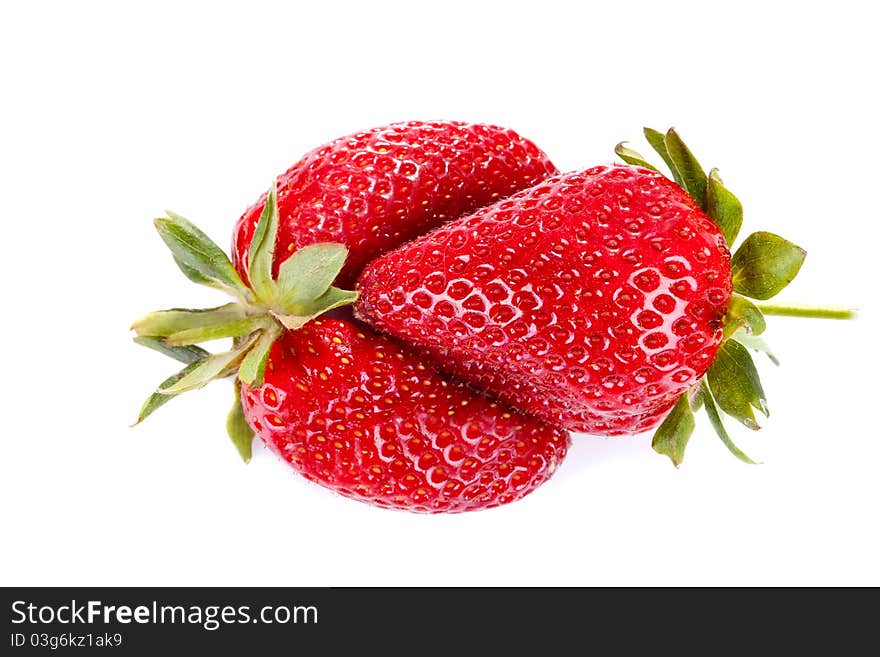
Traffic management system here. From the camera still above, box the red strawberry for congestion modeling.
[232,121,558,287]
[356,128,843,465]
[132,176,569,512]
[240,319,568,512]
[355,163,727,434]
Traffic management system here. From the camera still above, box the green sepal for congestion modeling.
[164,316,268,346]
[133,336,209,365]
[247,182,280,302]
[688,384,705,412]
[723,295,766,340]
[652,393,696,467]
[238,325,281,387]
[707,340,768,430]
[227,384,255,463]
[732,330,780,366]
[158,335,257,395]
[614,143,660,172]
[154,212,252,303]
[702,381,759,464]
[664,128,708,209]
[276,243,350,311]
[133,359,205,425]
[731,231,806,300]
[273,287,359,330]
[706,168,744,245]
[643,127,683,186]
[131,304,245,338]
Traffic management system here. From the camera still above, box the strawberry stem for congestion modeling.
[752,303,856,320]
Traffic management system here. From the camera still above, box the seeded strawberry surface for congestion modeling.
[356,165,732,434]
[240,319,569,512]
[232,121,558,287]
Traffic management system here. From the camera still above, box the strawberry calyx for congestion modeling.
[131,182,357,461]
[616,128,856,466]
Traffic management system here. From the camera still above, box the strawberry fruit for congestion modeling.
[231,121,557,287]
[355,128,854,465]
[134,119,854,503]
[133,169,568,512]
[241,319,568,512]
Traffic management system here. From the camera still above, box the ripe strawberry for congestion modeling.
[241,319,568,512]
[231,121,558,287]
[356,163,726,434]
[356,128,844,464]
[132,178,569,512]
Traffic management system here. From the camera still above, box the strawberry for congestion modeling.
[132,179,569,512]
[231,120,558,287]
[356,128,853,464]
[356,161,732,434]
[241,319,568,512]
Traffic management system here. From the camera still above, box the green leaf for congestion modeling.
[652,393,696,467]
[706,168,744,245]
[707,340,768,430]
[238,325,281,387]
[272,286,359,330]
[158,335,257,395]
[276,243,350,310]
[133,336,209,365]
[248,182,280,302]
[664,128,708,209]
[702,381,759,464]
[172,256,217,287]
[644,127,683,186]
[133,359,205,425]
[154,212,252,302]
[227,384,255,463]
[732,330,780,366]
[164,316,268,346]
[731,232,806,300]
[614,142,660,172]
[723,295,766,340]
[132,304,246,338]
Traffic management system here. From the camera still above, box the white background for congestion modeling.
[2,1,878,586]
